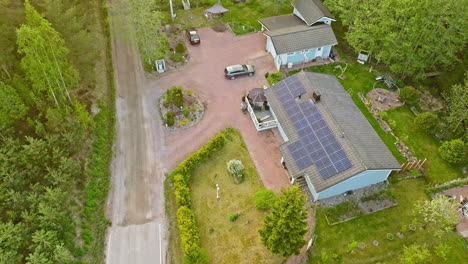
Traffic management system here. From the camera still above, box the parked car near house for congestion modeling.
[186,28,200,44]
[224,64,255,79]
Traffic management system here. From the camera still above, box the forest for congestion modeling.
[0,0,113,263]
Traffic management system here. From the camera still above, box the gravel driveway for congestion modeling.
[149,27,291,193]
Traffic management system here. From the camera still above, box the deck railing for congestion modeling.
[245,98,278,131]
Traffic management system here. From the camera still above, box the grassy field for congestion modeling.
[382,107,464,183]
[189,131,283,264]
[309,178,468,263]
[161,1,292,34]
[291,63,407,164]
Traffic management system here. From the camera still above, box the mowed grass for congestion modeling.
[309,178,467,263]
[190,132,283,264]
[161,1,292,33]
[382,107,464,183]
[293,63,406,164]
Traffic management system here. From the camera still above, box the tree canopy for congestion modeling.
[413,195,459,237]
[444,75,468,134]
[258,186,308,258]
[325,0,467,78]
[16,0,79,107]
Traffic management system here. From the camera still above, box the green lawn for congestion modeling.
[161,1,292,34]
[309,178,468,263]
[382,107,464,183]
[292,63,406,164]
[189,131,282,264]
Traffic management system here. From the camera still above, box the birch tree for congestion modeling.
[16,0,79,107]
[413,195,459,237]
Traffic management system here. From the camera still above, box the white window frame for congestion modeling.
[287,52,296,56]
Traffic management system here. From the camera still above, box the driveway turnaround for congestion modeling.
[149,27,291,193]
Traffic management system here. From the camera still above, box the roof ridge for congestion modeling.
[268,23,331,38]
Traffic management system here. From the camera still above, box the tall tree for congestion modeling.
[444,75,468,133]
[16,0,80,107]
[325,0,467,78]
[0,81,28,128]
[258,186,308,258]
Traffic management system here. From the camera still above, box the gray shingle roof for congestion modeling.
[292,0,335,25]
[258,14,305,31]
[206,4,229,14]
[265,72,400,192]
[265,24,337,54]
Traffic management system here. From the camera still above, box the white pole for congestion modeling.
[216,184,220,200]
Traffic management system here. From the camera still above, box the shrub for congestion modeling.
[165,86,185,106]
[414,112,438,133]
[320,251,329,262]
[399,86,420,104]
[254,189,277,210]
[439,139,466,163]
[226,159,245,184]
[212,23,226,32]
[170,129,227,181]
[180,118,190,126]
[175,183,191,207]
[166,112,175,126]
[170,52,185,63]
[229,213,239,222]
[267,72,283,85]
[177,206,201,258]
[172,86,184,107]
[347,240,358,253]
[184,247,210,264]
[434,243,451,261]
[175,42,186,53]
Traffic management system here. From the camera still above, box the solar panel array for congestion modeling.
[274,76,352,180]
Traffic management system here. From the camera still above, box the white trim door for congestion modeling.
[315,47,323,58]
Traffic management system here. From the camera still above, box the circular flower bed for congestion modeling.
[159,86,204,129]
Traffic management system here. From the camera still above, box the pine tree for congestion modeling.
[258,186,308,258]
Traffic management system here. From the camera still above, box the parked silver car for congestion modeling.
[224,64,255,79]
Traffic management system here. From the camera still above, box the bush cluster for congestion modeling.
[399,86,420,105]
[165,86,184,107]
[254,189,277,211]
[226,159,245,184]
[177,206,201,259]
[170,131,226,180]
[175,42,186,53]
[166,112,175,126]
[438,139,466,164]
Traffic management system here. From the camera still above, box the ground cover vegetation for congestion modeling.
[166,128,283,263]
[0,0,114,263]
[160,86,204,128]
[309,179,468,263]
[158,0,292,35]
[112,0,169,70]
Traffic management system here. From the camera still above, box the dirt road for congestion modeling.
[105,1,166,263]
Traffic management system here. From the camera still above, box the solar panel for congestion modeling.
[275,75,353,179]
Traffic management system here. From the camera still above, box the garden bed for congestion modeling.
[310,179,468,263]
[159,86,205,129]
[321,183,397,225]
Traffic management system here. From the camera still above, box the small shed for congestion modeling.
[205,4,229,18]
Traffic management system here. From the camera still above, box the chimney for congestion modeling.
[312,91,321,102]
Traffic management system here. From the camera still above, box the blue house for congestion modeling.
[263,72,401,200]
[259,0,337,70]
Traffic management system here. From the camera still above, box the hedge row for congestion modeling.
[170,128,233,263]
[170,131,226,181]
[425,177,468,195]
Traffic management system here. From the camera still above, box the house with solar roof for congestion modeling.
[259,0,338,70]
[261,71,401,200]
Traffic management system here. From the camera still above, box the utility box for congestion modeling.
[156,59,166,73]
